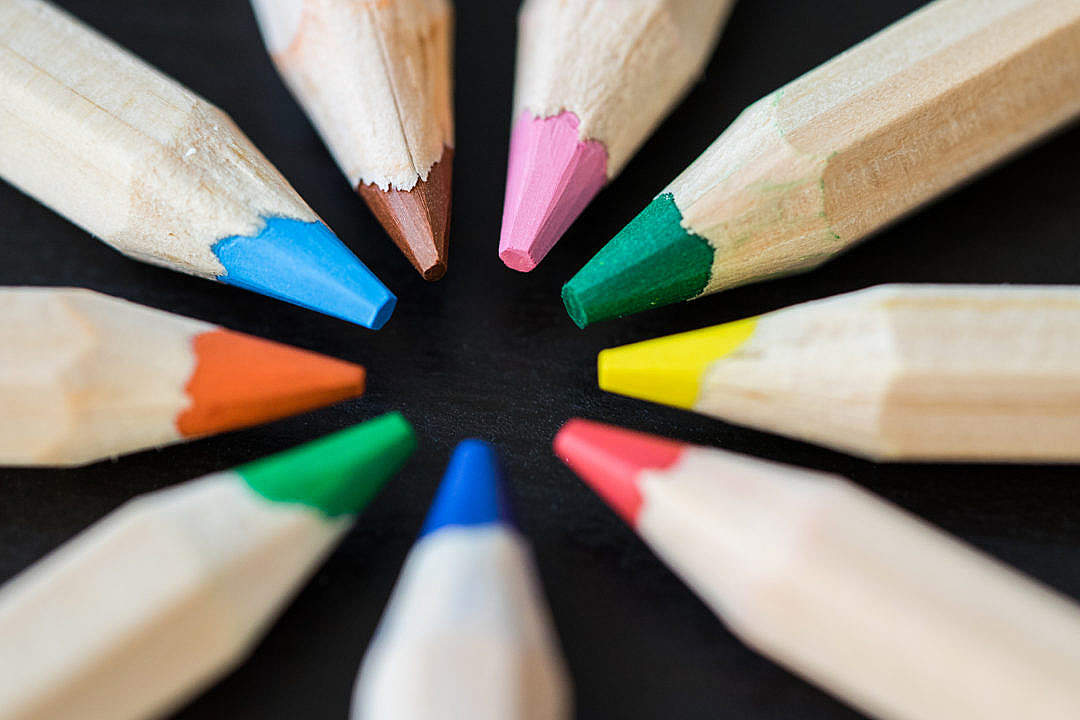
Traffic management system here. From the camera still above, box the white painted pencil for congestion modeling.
[0,413,415,720]
[251,0,455,280]
[0,0,394,327]
[500,0,736,271]
[556,419,1080,720]
[0,287,369,467]
[353,440,571,720]
[600,284,1080,462]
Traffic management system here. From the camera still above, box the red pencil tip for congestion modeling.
[358,146,453,281]
[499,112,607,272]
[553,419,685,525]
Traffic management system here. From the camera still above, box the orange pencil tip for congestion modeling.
[177,329,366,437]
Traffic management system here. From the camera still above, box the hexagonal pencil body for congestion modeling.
[353,440,571,720]
[599,284,1080,461]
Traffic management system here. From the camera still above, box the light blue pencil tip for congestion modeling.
[421,440,514,536]
[213,217,396,329]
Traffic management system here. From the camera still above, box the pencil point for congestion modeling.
[562,194,713,326]
[499,112,607,272]
[598,318,758,410]
[358,147,453,281]
[554,419,684,525]
[213,217,396,329]
[422,439,513,536]
[238,412,416,517]
[175,328,365,438]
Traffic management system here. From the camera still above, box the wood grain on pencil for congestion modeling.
[0,415,415,720]
[556,419,1080,720]
[0,0,394,327]
[0,288,366,467]
[563,0,1080,326]
[252,0,455,280]
[599,285,1080,462]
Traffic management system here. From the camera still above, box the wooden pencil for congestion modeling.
[555,418,1080,720]
[562,0,1080,327]
[499,0,735,272]
[0,0,395,328]
[0,413,415,720]
[353,439,570,719]
[598,284,1080,462]
[0,287,368,467]
[251,0,455,281]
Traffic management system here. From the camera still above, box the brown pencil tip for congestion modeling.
[358,146,453,281]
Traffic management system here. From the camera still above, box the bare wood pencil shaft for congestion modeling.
[672,0,1080,291]
[641,448,1080,720]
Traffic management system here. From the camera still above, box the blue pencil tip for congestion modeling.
[213,217,396,329]
[421,440,514,536]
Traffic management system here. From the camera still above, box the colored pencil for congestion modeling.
[562,0,1080,326]
[499,0,735,272]
[0,0,395,328]
[598,284,1080,462]
[251,0,454,281]
[0,413,415,720]
[555,418,1080,720]
[353,440,571,720]
[0,287,369,467]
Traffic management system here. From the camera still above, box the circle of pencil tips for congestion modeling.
[599,284,1080,462]
[562,0,1080,326]
[251,0,455,281]
[0,413,416,720]
[499,0,736,272]
[353,439,572,720]
[0,0,395,328]
[0,287,369,467]
[554,418,1080,720]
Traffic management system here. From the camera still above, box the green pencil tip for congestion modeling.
[237,412,416,517]
[561,194,714,327]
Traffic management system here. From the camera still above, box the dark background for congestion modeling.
[2,1,1079,718]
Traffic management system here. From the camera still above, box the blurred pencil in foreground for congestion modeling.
[251,0,455,280]
[555,419,1080,720]
[353,439,571,720]
[562,0,1080,326]
[0,414,416,720]
[499,0,735,271]
[0,287,368,467]
[0,0,394,327]
[599,284,1080,462]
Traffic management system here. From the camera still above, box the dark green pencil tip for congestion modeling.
[561,194,713,327]
[237,412,416,517]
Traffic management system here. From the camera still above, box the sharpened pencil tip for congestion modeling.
[499,112,607,272]
[562,194,713,327]
[237,412,416,517]
[598,318,758,410]
[422,439,513,536]
[176,328,365,437]
[554,419,685,525]
[358,147,453,281]
[213,217,396,329]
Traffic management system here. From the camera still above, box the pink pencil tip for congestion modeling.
[499,247,539,272]
[554,419,685,525]
[499,111,608,272]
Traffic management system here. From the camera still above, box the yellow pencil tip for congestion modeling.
[598,317,759,410]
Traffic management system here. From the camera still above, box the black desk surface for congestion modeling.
[3,1,1079,718]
